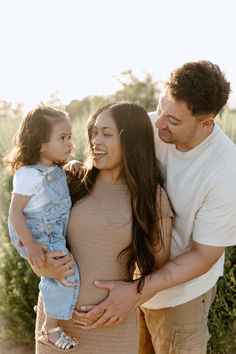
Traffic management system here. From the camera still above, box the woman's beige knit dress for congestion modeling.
[35,180,173,353]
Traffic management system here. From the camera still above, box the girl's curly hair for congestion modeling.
[4,105,70,174]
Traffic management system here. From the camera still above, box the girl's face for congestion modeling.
[39,119,73,166]
[91,111,123,177]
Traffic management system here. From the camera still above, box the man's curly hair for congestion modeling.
[165,60,231,118]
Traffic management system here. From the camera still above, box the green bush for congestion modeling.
[0,171,39,348]
[208,246,236,353]
[0,246,39,348]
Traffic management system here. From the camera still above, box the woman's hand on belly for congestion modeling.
[31,250,78,286]
[72,305,105,328]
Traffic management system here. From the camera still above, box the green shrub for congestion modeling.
[0,246,39,348]
[208,246,236,353]
[0,170,39,348]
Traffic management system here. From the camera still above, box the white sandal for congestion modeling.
[38,326,79,352]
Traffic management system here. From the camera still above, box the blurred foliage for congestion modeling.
[216,107,236,143]
[0,171,39,348]
[112,70,160,111]
[0,245,39,348]
[207,247,236,353]
[66,70,160,121]
[0,101,23,164]
[0,71,235,352]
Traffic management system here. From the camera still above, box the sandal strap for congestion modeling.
[55,331,78,349]
[38,325,78,350]
[38,325,61,337]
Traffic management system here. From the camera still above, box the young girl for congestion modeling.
[4,106,80,352]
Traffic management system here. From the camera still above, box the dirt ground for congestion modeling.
[0,315,34,354]
[0,341,34,354]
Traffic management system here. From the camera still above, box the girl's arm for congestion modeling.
[9,193,48,267]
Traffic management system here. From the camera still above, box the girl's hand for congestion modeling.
[25,241,48,268]
[63,160,83,176]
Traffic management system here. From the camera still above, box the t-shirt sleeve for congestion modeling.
[13,167,44,196]
[193,175,236,247]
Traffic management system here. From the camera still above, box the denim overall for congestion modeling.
[8,164,80,320]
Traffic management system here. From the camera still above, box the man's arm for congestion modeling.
[73,241,225,329]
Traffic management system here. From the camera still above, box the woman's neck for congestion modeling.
[97,170,124,185]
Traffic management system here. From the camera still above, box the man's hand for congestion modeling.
[73,280,141,329]
[30,250,79,287]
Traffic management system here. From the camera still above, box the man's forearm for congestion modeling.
[135,242,225,307]
[74,242,225,328]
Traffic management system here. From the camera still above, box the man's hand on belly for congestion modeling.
[70,242,226,329]
[72,280,140,329]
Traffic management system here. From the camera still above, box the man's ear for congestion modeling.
[202,117,214,129]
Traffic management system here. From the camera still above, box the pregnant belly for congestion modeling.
[75,274,110,309]
[70,241,130,310]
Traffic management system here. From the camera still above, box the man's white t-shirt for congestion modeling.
[143,113,236,309]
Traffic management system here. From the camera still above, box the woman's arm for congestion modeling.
[133,216,172,281]
[153,186,173,269]
[154,215,172,269]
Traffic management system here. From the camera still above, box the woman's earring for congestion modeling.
[119,129,124,137]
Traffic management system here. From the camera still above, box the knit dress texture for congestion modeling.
[35,179,173,353]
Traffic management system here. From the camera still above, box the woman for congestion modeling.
[34,101,173,353]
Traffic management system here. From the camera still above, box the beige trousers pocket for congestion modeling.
[173,326,210,349]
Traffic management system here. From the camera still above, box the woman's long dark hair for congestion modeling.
[68,101,165,293]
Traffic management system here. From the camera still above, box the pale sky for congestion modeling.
[0,0,236,111]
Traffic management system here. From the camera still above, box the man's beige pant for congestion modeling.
[139,286,216,354]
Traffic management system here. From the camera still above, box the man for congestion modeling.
[73,61,236,353]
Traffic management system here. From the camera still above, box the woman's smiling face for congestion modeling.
[91,110,123,176]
